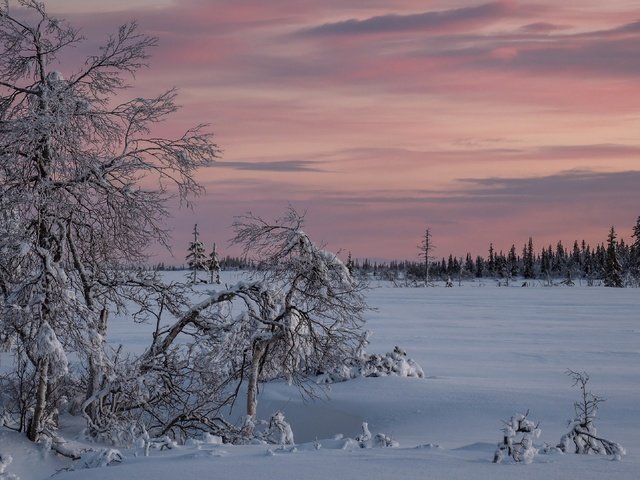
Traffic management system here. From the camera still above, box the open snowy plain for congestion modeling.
[2,272,639,479]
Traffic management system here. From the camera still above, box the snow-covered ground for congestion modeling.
[2,272,639,479]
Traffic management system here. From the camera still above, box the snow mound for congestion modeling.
[80,448,123,469]
[317,346,424,384]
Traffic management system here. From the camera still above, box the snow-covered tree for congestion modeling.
[493,411,540,464]
[262,411,294,445]
[0,1,218,442]
[230,208,367,431]
[72,208,367,443]
[631,216,640,284]
[207,242,221,284]
[557,370,625,457]
[186,224,207,284]
[604,227,623,287]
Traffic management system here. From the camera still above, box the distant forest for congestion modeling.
[348,219,640,287]
[157,217,640,287]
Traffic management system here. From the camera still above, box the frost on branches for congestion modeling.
[228,208,368,435]
[0,0,218,443]
[0,3,365,449]
[557,370,625,458]
[493,411,540,464]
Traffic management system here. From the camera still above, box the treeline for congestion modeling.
[153,255,254,271]
[348,221,640,287]
[153,219,640,287]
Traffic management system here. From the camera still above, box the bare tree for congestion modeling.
[418,228,434,286]
[0,0,218,442]
[557,370,625,456]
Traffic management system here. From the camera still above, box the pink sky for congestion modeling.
[48,0,640,263]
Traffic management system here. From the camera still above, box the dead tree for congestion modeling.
[417,228,434,286]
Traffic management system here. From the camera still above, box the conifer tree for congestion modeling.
[418,228,434,285]
[487,243,495,276]
[631,216,640,283]
[604,226,623,287]
[186,224,207,284]
[346,251,354,276]
[207,242,221,284]
[465,253,474,273]
[523,237,534,279]
[508,244,519,278]
[475,256,484,278]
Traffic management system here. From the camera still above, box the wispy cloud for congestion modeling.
[519,22,572,33]
[298,2,515,37]
[211,160,321,172]
[457,170,640,200]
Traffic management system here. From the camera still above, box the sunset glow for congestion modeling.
[51,0,640,262]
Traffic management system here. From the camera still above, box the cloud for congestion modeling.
[211,160,321,172]
[485,37,640,76]
[299,2,514,36]
[457,170,640,201]
[519,22,572,33]
[534,144,640,159]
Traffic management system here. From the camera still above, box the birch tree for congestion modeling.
[229,209,367,432]
[78,208,367,443]
[0,0,218,442]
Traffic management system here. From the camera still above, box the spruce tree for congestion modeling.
[475,256,484,278]
[631,217,640,283]
[508,244,518,278]
[418,228,434,285]
[604,226,623,287]
[207,242,221,284]
[186,223,207,284]
[465,253,474,273]
[487,243,495,276]
[523,237,534,279]
[346,251,354,276]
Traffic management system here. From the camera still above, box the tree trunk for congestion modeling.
[246,341,268,421]
[85,307,109,423]
[28,357,49,442]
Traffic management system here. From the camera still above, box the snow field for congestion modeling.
[2,273,639,479]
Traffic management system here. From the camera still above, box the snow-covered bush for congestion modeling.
[360,346,425,379]
[557,370,625,458]
[355,422,399,448]
[493,411,540,464]
[317,343,424,384]
[0,453,13,475]
[261,412,294,446]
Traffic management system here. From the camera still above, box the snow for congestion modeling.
[34,321,68,378]
[1,273,639,479]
